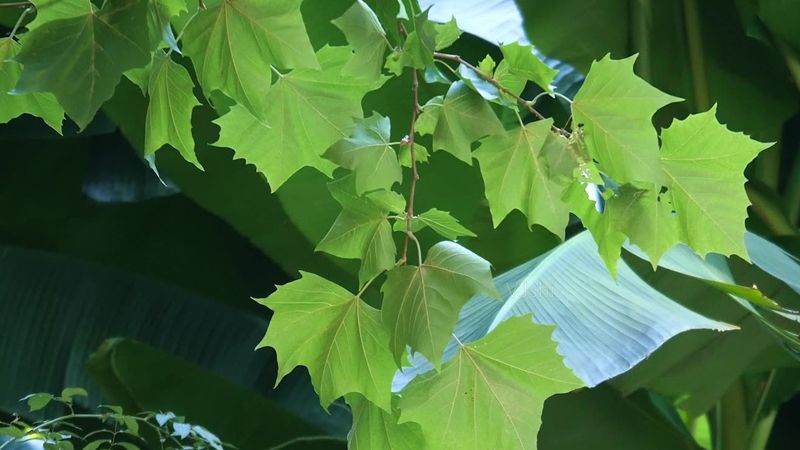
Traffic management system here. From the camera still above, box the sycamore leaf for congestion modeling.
[474,120,571,239]
[381,241,499,368]
[458,60,525,107]
[416,81,505,164]
[324,113,402,195]
[398,141,429,167]
[256,272,396,411]
[146,0,186,52]
[433,16,462,50]
[402,9,437,70]
[393,208,476,240]
[661,106,770,260]
[499,42,558,93]
[332,0,388,83]
[13,0,150,129]
[366,190,406,215]
[0,38,63,133]
[347,394,426,450]
[398,315,583,450]
[571,54,682,184]
[317,176,396,287]
[213,46,381,191]
[563,181,627,278]
[478,55,496,77]
[27,0,90,30]
[145,50,202,170]
[182,0,318,120]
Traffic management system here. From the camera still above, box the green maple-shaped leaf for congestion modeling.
[571,54,682,184]
[213,46,381,191]
[27,0,90,30]
[416,81,505,164]
[661,106,770,260]
[256,272,396,411]
[332,0,388,83]
[0,38,63,133]
[324,113,402,195]
[398,315,584,450]
[398,141,429,167]
[433,16,462,50]
[146,0,186,52]
[13,0,150,129]
[393,208,476,240]
[381,241,499,368]
[474,120,571,239]
[317,176,396,287]
[145,50,202,170]
[402,9,437,70]
[365,190,406,214]
[499,42,558,93]
[182,0,318,120]
[347,394,426,450]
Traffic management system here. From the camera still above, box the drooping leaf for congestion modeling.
[332,0,388,82]
[499,41,558,92]
[393,208,475,240]
[660,106,770,260]
[571,54,682,184]
[146,0,186,52]
[346,394,425,450]
[182,0,318,120]
[416,81,505,164]
[401,9,438,70]
[381,241,499,368]
[0,38,63,133]
[433,16,462,50]
[316,176,396,287]
[474,119,571,238]
[398,315,583,450]
[13,0,150,129]
[256,272,396,412]
[324,113,402,195]
[145,51,202,169]
[213,46,381,191]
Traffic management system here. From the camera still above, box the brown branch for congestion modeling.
[0,2,32,8]
[399,21,422,265]
[434,52,571,138]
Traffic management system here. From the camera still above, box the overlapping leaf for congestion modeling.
[347,394,425,450]
[146,0,186,52]
[27,0,91,30]
[13,0,150,129]
[0,38,63,133]
[475,119,571,238]
[213,46,382,191]
[332,0,388,83]
[182,0,318,120]
[145,51,202,169]
[416,81,505,164]
[660,106,770,259]
[571,55,682,184]
[324,113,402,195]
[381,241,499,368]
[256,272,396,411]
[499,42,558,93]
[392,208,475,240]
[398,315,584,450]
[317,176,396,287]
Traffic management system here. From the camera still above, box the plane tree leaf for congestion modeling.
[213,46,381,191]
[332,0,388,83]
[381,241,499,368]
[0,38,63,133]
[324,113,402,195]
[499,41,558,93]
[346,394,425,450]
[571,55,682,184]
[256,272,396,412]
[416,80,505,164]
[12,0,150,129]
[398,315,584,450]
[182,0,318,120]
[146,0,186,52]
[27,0,91,30]
[660,106,770,260]
[474,119,571,239]
[433,16,462,50]
[365,190,406,215]
[393,208,476,240]
[316,176,396,287]
[145,50,202,169]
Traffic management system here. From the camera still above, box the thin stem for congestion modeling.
[264,436,347,450]
[683,0,710,111]
[8,5,31,39]
[0,2,32,9]
[434,52,570,138]
[407,230,423,265]
[745,370,776,450]
[399,20,422,265]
